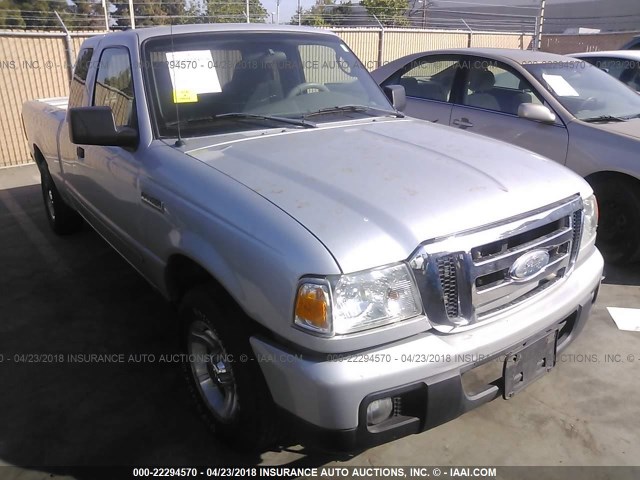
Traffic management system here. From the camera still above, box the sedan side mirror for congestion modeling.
[69,106,138,147]
[384,85,406,112]
[518,103,557,124]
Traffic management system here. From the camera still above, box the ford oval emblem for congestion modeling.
[509,249,550,281]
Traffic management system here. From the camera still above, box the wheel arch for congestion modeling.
[585,170,640,191]
[32,144,47,173]
[585,170,640,263]
[165,253,236,308]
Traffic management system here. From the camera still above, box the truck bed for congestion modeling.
[37,97,69,110]
[22,96,69,172]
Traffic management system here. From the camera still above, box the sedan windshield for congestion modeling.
[142,32,395,138]
[524,61,640,121]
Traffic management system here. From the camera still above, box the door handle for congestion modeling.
[141,192,165,213]
[77,147,85,158]
[452,118,474,129]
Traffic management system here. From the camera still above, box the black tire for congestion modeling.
[40,168,83,235]
[590,176,640,264]
[179,283,280,451]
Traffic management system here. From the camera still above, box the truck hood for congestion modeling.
[186,118,589,273]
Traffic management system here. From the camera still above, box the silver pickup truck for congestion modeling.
[22,24,603,452]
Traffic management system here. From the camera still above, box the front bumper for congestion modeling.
[250,248,603,450]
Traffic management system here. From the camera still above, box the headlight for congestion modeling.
[580,194,598,252]
[294,263,422,336]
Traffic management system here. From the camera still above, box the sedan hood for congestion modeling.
[187,118,589,273]
[587,116,640,139]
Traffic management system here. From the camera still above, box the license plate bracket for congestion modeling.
[503,331,557,399]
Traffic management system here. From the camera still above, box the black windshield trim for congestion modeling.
[302,104,403,119]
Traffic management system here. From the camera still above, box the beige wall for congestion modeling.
[333,29,381,70]
[541,31,640,55]
[382,30,471,64]
[0,32,96,167]
[1,29,530,168]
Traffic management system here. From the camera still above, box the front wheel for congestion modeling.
[590,176,640,264]
[180,284,280,451]
[40,168,83,235]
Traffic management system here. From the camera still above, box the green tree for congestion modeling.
[5,1,65,29]
[205,0,267,23]
[0,0,26,28]
[183,1,206,24]
[361,0,409,27]
[0,0,109,30]
[113,0,189,28]
[65,0,106,30]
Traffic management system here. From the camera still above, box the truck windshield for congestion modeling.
[523,61,640,121]
[142,32,395,138]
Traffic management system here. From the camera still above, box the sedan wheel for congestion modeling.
[591,177,640,264]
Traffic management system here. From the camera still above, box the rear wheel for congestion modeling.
[590,176,640,264]
[40,168,83,235]
[180,284,280,451]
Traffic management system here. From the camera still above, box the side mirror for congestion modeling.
[384,85,406,112]
[69,106,138,147]
[518,103,556,124]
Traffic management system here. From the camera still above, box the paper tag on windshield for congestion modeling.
[173,89,198,104]
[542,74,579,97]
[166,50,222,103]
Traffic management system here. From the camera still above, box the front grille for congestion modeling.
[470,218,565,261]
[412,195,584,330]
[437,256,459,318]
[571,210,583,259]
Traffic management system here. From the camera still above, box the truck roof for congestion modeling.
[83,23,337,46]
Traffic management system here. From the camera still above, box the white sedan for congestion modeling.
[571,50,640,92]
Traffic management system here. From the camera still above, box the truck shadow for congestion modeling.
[0,184,345,473]
[602,262,640,287]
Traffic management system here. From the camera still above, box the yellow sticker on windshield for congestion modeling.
[173,89,198,103]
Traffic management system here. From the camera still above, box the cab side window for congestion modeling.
[68,48,93,109]
[93,48,135,128]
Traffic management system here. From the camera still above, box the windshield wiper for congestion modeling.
[168,113,316,129]
[214,112,316,128]
[581,114,628,123]
[303,105,404,119]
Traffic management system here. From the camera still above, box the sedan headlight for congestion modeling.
[580,194,598,252]
[294,263,422,336]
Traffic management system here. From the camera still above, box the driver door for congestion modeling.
[74,46,144,269]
